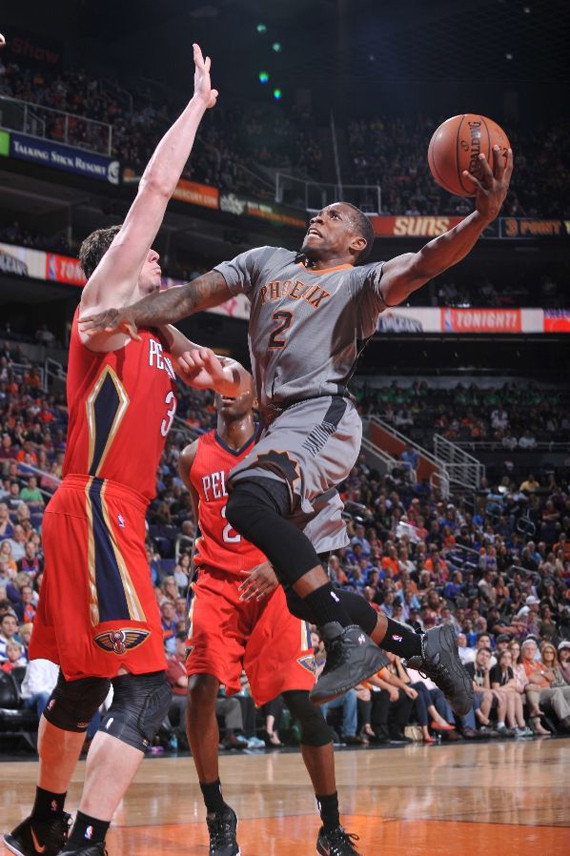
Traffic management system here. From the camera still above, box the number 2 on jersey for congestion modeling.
[268,310,293,349]
[221,505,241,543]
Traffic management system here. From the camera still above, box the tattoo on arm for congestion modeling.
[131,270,231,327]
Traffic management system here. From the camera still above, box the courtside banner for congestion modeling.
[46,253,86,286]
[8,131,120,185]
[376,307,545,334]
[501,218,568,238]
[219,192,306,228]
[544,310,570,333]
[371,215,464,237]
[172,179,219,209]
[442,308,525,333]
[0,243,45,278]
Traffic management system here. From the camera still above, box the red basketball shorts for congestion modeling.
[186,566,316,705]
[30,475,166,680]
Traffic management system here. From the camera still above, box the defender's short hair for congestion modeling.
[78,225,122,279]
[343,203,375,264]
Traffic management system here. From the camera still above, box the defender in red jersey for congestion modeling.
[4,46,249,856]
[179,382,363,856]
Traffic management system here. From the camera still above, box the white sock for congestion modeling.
[497,721,505,729]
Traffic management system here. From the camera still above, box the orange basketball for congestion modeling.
[428,114,510,197]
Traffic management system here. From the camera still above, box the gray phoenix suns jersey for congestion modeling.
[215,247,386,418]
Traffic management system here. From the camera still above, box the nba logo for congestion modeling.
[85,826,93,840]
[117,514,125,528]
[47,254,57,281]
[444,309,453,331]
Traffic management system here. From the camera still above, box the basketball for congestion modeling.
[428,113,511,197]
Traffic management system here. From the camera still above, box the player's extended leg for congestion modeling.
[187,673,240,856]
[285,582,473,718]
[226,479,387,705]
[59,670,171,855]
[3,672,110,856]
[283,690,361,856]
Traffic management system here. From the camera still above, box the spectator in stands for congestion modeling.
[490,650,533,736]
[160,601,178,654]
[0,610,19,660]
[0,503,13,539]
[161,575,180,604]
[558,641,570,684]
[1,639,26,671]
[165,631,191,747]
[465,647,506,731]
[0,541,17,576]
[521,638,570,732]
[19,475,44,508]
[6,524,27,561]
[19,656,59,720]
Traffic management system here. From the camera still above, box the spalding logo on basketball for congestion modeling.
[94,628,150,655]
[428,113,511,197]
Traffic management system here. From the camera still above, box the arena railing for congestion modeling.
[275,172,382,214]
[0,95,113,156]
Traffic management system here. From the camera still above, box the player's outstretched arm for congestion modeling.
[79,269,232,339]
[179,442,200,524]
[80,44,218,315]
[379,146,513,308]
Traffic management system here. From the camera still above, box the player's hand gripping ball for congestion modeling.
[428,114,511,197]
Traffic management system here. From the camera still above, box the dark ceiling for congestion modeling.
[2,0,569,117]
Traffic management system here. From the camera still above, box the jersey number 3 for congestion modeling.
[268,310,293,349]
[160,391,177,437]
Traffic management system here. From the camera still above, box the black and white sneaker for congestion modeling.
[59,845,108,855]
[406,624,473,717]
[316,825,361,855]
[206,806,240,856]
[310,623,389,705]
[3,814,71,856]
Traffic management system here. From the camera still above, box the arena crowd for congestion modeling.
[1,338,569,752]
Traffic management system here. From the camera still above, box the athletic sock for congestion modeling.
[31,786,67,822]
[382,617,422,659]
[67,811,110,848]
[316,791,340,831]
[304,582,353,629]
[200,778,228,815]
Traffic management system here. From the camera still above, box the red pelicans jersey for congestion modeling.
[190,429,265,573]
[63,309,177,501]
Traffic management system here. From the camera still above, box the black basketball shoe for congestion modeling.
[310,623,389,705]
[317,825,361,855]
[3,813,71,856]
[406,624,473,716]
[59,846,108,856]
[206,805,240,856]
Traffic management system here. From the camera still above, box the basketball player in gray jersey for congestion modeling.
[81,144,512,713]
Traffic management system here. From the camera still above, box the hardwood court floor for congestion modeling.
[2,738,570,855]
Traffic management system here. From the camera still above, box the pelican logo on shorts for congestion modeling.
[297,654,316,674]
[94,628,150,655]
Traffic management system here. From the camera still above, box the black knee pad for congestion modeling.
[286,586,378,637]
[44,671,111,733]
[99,670,171,751]
[283,690,331,748]
[226,479,320,585]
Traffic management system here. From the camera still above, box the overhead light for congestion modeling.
[257,23,267,33]
[259,71,269,83]
[505,52,513,60]
[273,88,282,100]
[272,42,281,52]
